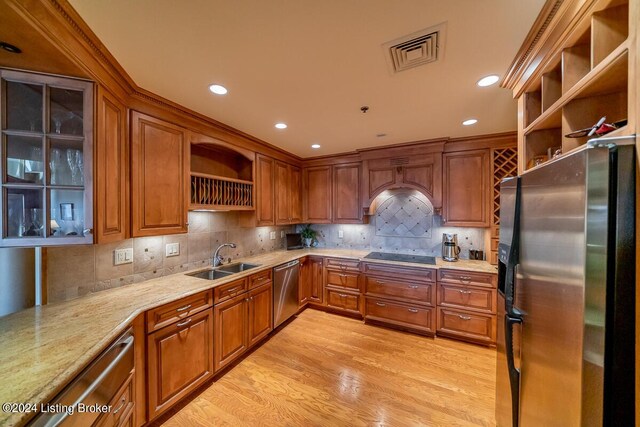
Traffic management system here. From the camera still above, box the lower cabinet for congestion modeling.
[214,279,273,372]
[436,268,498,345]
[147,308,214,420]
[300,256,324,306]
[324,258,361,316]
[326,288,361,314]
[97,371,135,427]
[363,263,436,335]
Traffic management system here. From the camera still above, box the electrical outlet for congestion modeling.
[165,243,180,257]
[338,229,344,238]
[280,230,284,238]
[270,231,276,240]
[114,248,133,265]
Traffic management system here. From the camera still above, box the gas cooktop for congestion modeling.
[363,252,436,265]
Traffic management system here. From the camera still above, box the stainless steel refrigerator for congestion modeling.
[495,136,636,426]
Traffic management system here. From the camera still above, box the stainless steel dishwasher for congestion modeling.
[30,328,134,426]
[273,260,300,327]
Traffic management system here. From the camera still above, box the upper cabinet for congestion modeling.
[303,166,332,223]
[333,163,362,223]
[442,149,491,227]
[275,161,302,225]
[95,86,128,244]
[189,133,255,211]
[131,111,189,237]
[255,154,275,226]
[0,69,94,247]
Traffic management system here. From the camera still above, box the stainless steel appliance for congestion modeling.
[363,252,436,265]
[495,137,636,426]
[30,328,134,426]
[273,260,300,327]
[285,233,303,250]
[441,233,460,261]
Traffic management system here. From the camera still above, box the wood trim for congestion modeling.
[443,132,517,153]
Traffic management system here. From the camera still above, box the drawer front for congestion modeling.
[364,276,433,305]
[437,307,496,344]
[214,278,248,304]
[490,237,499,251]
[326,289,360,313]
[491,224,499,238]
[362,262,435,283]
[249,269,272,290]
[490,251,498,265]
[365,297,434,333]
[438,269,497,288]
[324,257,360,272]
[97,372,134,427]
[147,290,212,332]
[437,283,496,314]
[326,270,360,290]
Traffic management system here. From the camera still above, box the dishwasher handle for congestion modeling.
[274,260,300,272]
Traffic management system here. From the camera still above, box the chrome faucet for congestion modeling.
[213,243,236,267]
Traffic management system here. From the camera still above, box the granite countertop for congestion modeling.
[0,248,495,426]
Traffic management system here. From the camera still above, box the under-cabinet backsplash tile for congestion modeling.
[45,211,293,304]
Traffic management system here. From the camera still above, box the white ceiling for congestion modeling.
[69,0,544,158]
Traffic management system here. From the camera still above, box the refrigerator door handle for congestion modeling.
[505,313,522,427]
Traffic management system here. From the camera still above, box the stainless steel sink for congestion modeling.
[186,269,234,280]
[217,262,261,273]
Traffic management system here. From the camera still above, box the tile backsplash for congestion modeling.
[298,216,485,259]
[46,212,293,303]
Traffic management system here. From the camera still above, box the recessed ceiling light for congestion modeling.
[462,119,478,126]
[311,144,321,149]
[376,133,387,138]
[0,41,21,54]
[275,123,287,129]
[477,75,500,87]
[208,84,227,95]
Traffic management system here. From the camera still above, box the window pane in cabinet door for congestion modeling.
[49,189,85,237]
[5,135,44,184]
[5,188,43,238]
[5,81,43,132]
[49,87,83,136]
[48,139,84,187]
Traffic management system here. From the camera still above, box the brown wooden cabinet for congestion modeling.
[442,149,491,227]
[299,256,325,306]
[436,268,497,345]
[131,111,188,236]
[324,257,361,315]
[214,292,248,372]
[95,86,128,244]
[147,308,214,420]
[303,166,332,223]
[275,161,302,225]
[255,154,275,226]
[213,273,273,372]
[363,262,436,335]
[333,163,362,223]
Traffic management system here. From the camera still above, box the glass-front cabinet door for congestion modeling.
[0,69,93,246]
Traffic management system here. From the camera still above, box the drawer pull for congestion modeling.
[340,274,346,277]
[176,304,192,312]
[112,397,127,415]
[408,285,419,289]
[376,302,386,307]
[224,286,243,294]
[176,318,192,327]
[254,276,267,282]
[407,308,419,313]
[376,280,386,284]
[339,293,348,297]
[458,315,472,321]
[458,290,472,295]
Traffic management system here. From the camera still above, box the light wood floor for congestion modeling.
[161,309,497,426]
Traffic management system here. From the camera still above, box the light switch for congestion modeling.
[338,230,344,238]
[114,248,133,265]
[270,231,276,240]
[166,243,180,257]
[280,230,284,238]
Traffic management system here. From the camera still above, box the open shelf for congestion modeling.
[189,138,255,210]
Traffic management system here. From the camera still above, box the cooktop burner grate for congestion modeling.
[363,252,436,265]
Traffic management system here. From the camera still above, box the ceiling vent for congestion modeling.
[382,22,447,74]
